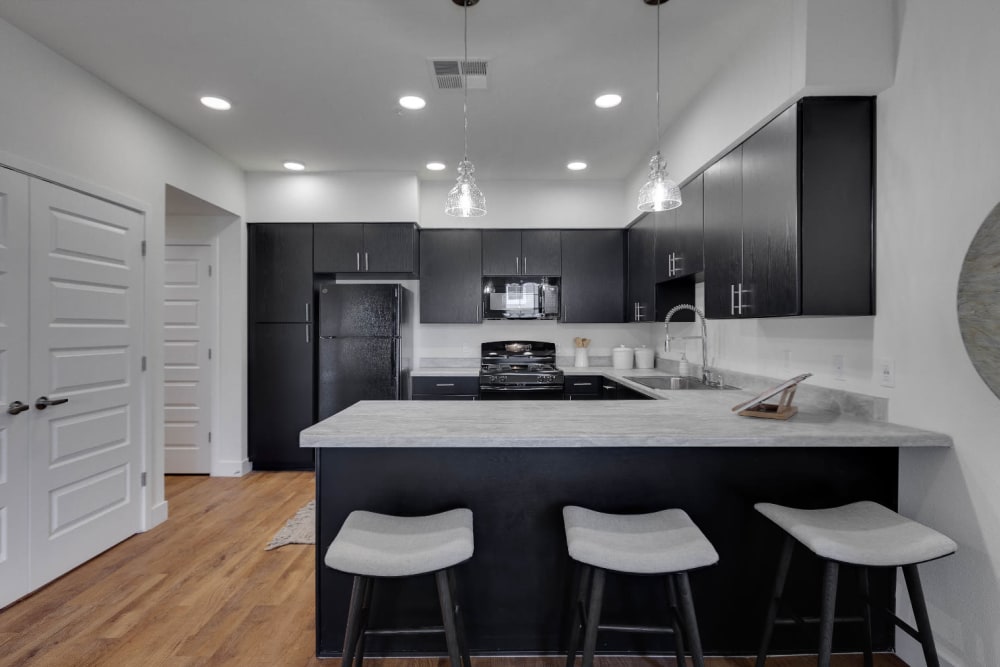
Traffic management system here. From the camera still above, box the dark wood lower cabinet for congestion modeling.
[249,323,315,470]
[411,376,479,400]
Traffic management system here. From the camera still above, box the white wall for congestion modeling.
[246,171,419,222]
[0,17,246,527]
[633,0,1000,664]
[420,179,626,229]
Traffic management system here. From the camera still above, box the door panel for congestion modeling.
[419,230,482,323]
[164,244,214,473]
[319,284,398,337]
[560,230,624,323]
[0,168,30,608]
[28,180,143,589]
[703,146,743,318]
[318,337,397,420]
[313,223,364,273]
[362,223,416,273]
[249,223,313,322]
[482,230,521,275]
[520,230,561,276]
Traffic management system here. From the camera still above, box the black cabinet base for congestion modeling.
[315,446,898,657]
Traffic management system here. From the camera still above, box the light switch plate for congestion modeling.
[878,357,895,387]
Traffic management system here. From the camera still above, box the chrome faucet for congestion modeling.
[664,304,713,385]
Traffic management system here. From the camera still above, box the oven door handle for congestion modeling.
[479,385,564,392]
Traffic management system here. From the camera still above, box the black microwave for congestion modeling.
[482,277,559,320]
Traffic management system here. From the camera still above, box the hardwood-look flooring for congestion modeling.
[0,472,908,667]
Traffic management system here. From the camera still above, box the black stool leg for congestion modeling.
[674,572,705,667]
[436,569,464,667]
[342,575,368,667]
[817,560,840,667]
[353,577,374,667]
[565,563,592,667]
[447,568,472,667]
[903,564,941,667]
[756,534,795,667]
[581,567,606,667]
[666,575,688,667]
[857,566,874,667]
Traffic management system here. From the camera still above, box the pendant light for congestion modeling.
[637,0,682,213]
[445,0,487,217]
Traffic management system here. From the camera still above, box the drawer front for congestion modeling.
[412,376,480,397]
[564,376,602,397]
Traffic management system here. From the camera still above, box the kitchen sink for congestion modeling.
[625,375,741,390]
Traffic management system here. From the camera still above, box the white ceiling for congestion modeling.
[0,0,778,182]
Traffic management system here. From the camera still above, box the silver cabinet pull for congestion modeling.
[731,284,737,316]
[305,302,310,322]
[34,396,69,410]
[365,252,369,271]
[435,383,455,387]
[515,256,520,274]
[668,253,674,276]
[7,401,29,415]
[523,256,527,274]
[305,324,310,343]
[356,252,360,271]
[573,382,593,387]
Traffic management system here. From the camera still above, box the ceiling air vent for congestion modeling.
[429,58,490,90]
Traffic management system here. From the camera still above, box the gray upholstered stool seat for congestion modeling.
[563,506,719,574]
[562,505,718,667]
[755,500,956,667]
[755,501,956,567]
[325,508,474,667]
[325,508,474,577]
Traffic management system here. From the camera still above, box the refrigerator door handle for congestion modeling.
[393,338,401,399]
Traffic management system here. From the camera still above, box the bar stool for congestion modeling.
[755,501,957,667]
[562,506,719,667]
[324,508,474,667]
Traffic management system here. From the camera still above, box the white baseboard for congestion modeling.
[211,458,253,477]
[146,500,168,531]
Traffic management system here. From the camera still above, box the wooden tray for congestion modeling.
[731,373,812,420]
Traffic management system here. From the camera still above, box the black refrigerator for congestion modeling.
[317,283,412,420]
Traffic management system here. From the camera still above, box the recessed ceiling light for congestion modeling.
[283,161,306,171]
[567,162,588,171]
[399,96,427,110]
[200,95,232,111]
[426,162,447,171]
[594,94,622,109]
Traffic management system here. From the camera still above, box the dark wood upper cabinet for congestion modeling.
[561,230,625,323]
[703,146,744,319]
[249,223,314,323]
[314,222,418,276]
[701,96,875,319]
[627,215,656,322]
[653,208,678,283]
[674,174,705,278]
[482,229,561,276]
[419,229,483,323]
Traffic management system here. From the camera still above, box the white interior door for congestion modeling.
[0,168,30,608]
[163,243,214,474]
[28,180,144,588]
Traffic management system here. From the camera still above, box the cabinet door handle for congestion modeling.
[305,302,310,322]
[365,252,369,271]
[515,256,519,274]
[305,324,310,343]
[34,396,69,410]
[731,284,737,316]
[7,401,29,415]
[573,382,593,387]
[668,253,674,276]
[523,256,527,274]
[435,383,455,387]
[356,252,360,271]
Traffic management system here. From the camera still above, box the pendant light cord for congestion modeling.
[463,0,470,162]
[655,0,661,159]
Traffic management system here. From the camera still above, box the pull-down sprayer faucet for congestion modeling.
[663,304,712,385]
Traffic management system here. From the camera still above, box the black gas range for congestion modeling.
[479,340,565,399]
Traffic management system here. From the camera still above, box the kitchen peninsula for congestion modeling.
[302,396,951,658]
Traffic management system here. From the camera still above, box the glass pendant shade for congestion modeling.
[637,153,681,212]
[445,159,487,217]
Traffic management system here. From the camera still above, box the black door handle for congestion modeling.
[7,401,29,415]
[35,396,69,410]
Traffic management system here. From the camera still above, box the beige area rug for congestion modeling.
[265,500,315,550]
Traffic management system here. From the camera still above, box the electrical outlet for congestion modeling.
[832,354,846,381]
[877,357,895,388]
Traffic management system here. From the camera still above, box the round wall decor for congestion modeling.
[958,201,1000,400]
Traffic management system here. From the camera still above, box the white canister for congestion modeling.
[574,348,590,368]
[634,346,655,369]
[612,345,634,370]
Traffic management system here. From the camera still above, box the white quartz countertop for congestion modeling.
[301,395,953,449]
